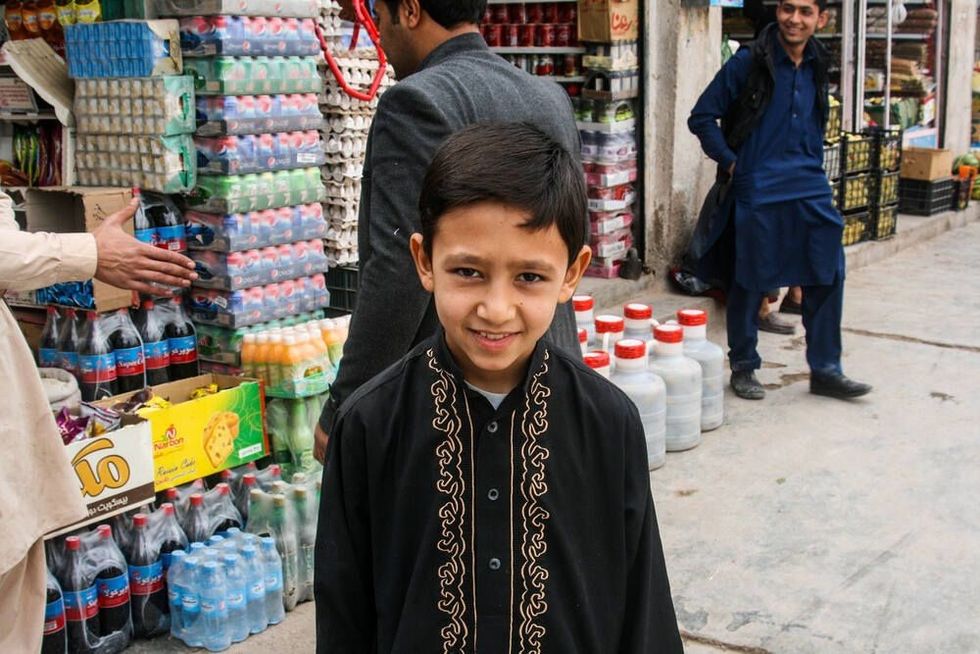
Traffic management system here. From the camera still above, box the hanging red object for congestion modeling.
[317,0,388,102]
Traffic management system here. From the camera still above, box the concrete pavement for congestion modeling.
[131,220,980,652]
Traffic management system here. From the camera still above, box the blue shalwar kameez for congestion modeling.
[689,34,845,375]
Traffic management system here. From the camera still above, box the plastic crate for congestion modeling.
[874,170,900,206]
[324,265,359,312]
[899,177,955,216]
[841,209,871,247]
[823,141,842,180]
[840,172,872,211]
[841,132,873,174]
[825,103,842,142]
[871,203,898,240]
[872,128,903,171]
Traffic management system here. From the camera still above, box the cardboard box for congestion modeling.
[578,0,639,43]
[901,148,954,181]
[25,187,137,312]
[101,374,268,491]
[49,415,156,538]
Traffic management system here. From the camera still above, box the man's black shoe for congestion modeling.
[758,314,796,335]
[779,298,803,315]
[730,370,766,400]
[810,372,872,399]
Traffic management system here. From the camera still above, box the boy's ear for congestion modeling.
[410,233,435,293]
[558,245,592,303]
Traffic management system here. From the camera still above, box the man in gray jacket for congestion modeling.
[314,0,582,459]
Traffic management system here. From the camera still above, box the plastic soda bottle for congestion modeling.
[241,545,268,634]
[199,561,231,652]
[222,554,250,643]
[260,537,285,625]
[38,306,62,368]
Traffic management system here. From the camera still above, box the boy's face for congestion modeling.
[411,201,590,393]
[776,0,828,47]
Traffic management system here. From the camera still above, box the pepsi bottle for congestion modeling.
[38,306,62,368]
[128,513,170,638]
[79,311,117,402]
[61,536,99,654]
[111,309,146,395]
[42,569,67,654]
[94,525,131,641]
[165,299,199,381]
[135,300,170,386]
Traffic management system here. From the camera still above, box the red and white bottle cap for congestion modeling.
[572,295,594,311]
[584,350,611,369]
[595,315,625,333]
[654,324,684,343]
[133,513,149,528]
[677,309,708,326]
[623,303,652,320]
[615,339,647,359]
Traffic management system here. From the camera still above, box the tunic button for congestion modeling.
[488,488,499,501]
[487,421,499,434]
[489,558,502,571]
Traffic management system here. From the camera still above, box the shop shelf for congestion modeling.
[823,141,842,181]
[325,265,358,312]
[871,203,898,240]
[841,209,872,247]
[898,177,955,216]
[840,172,872,212]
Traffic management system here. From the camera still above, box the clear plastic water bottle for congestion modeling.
[180,556,203,647]
[199,561,231,652]
[649,324,703,452]
[610,339,667,470]
[240,545,268,635]
[167,550,187,641]
[678,309,725,431]
[222,554,250,644]
[260,537,286,625]
[623,303,654,342]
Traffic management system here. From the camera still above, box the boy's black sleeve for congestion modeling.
[620,407,685,653]
[314,408,376,653]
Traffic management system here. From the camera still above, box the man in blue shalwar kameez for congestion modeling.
[688,0,871,400]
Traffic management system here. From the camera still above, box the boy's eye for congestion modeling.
[517,272,544,283]
[453,268,481,279]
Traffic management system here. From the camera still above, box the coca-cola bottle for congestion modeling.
[157,503,189,573]
[147,191,187,253]
[165,299,199,381]
[38,306,62,368]
[128,513,170,638]
[56,308,82,378]
[209,483,244,535]
[94,524,131,643]
[133,188,158,246]
[42,568,67,654]
[61,536,99,654]
[135,300,170,386]
[78,312,117,401]
[110,309,146,395]
[183,493,212,544]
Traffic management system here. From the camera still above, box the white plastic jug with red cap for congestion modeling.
[595,314,625,355]
[578,328,589,356]
[583,350,611,379]
[677,309,724,431]
[623,303,655,342]
[649,324,702,452]
[573,295,596,346]
[609,339,667,470]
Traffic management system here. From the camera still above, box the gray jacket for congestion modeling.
[320,32,582,433]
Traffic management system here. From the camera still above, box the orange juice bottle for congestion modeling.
[5,0,26,40]
[241,333,257,379]
[267,332,285,390]
[20,0,40,36]
[281,334,303,391]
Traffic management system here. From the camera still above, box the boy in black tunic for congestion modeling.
[315,123,683,653]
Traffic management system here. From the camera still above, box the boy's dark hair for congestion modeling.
[381,0,487,29]
[778,0,828,10]
[419,122,587,266]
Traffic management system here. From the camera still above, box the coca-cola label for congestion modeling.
[63,586,98,621]
[135,227,159,246]
[60,350,79,372]
[128,562,165,595]
[43,596,66,634]
[168,335,198,365]
[157,225,187,252]
[144,340,170,371]
[97,573,131,609]
[79,353,117,384]
[39,347,59,367]
[115,346,145,378]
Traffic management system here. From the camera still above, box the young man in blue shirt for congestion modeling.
[688,0,872,401]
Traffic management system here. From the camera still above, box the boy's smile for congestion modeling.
[411,201,590,394]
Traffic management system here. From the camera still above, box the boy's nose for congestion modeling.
[477,283,517,324]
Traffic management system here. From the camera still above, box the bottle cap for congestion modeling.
[615,339,647,359]
[190,493,204,507]
[216,483,231,496]
[269,464,281,475]
[65,536,82,551]
[161,503,175,516]
[133,513,149,528]
[677,309,708,327]
[583,351,611,369]
[144,300,155,310]
[623,303,652,320]
[655,324,684,344]
[86,311,98,320]
[578,328,588,344]
[243,473,257,487]
[595,315,625,333]
[572,295,594,311]
[46,306,56,315]
[97,524,112,539]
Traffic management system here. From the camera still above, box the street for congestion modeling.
[132,220,980,653]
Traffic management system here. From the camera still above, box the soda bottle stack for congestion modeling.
[316,0,394,267]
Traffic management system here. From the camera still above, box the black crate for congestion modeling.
[841,209,872,247]
[874,170,900,206]
[325,265,359,312]
[825,103,842,142]
[839,172,872,212]
[870,127,903,172]
[899,178,956,216]
[841,132,873,174]
[823,141,842,181]
[871,203,898,240]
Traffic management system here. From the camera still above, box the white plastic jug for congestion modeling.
[677,309,724,431]
[595,314,625,355]
[610,339,667,470]
[583,350,611,379]
[573,295,596,347]
[649,324,702,452]
[623,302,654,342]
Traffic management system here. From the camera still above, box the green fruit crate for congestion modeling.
[842,209,872,247]
[841,132,873,174]
[839,172,872,211]
[871,203,898,240]
[874,170,900,206]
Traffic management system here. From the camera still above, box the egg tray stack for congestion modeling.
[160,7,331,335]
[317,0,395,269]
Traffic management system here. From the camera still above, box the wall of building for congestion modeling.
[943,0,977,154]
